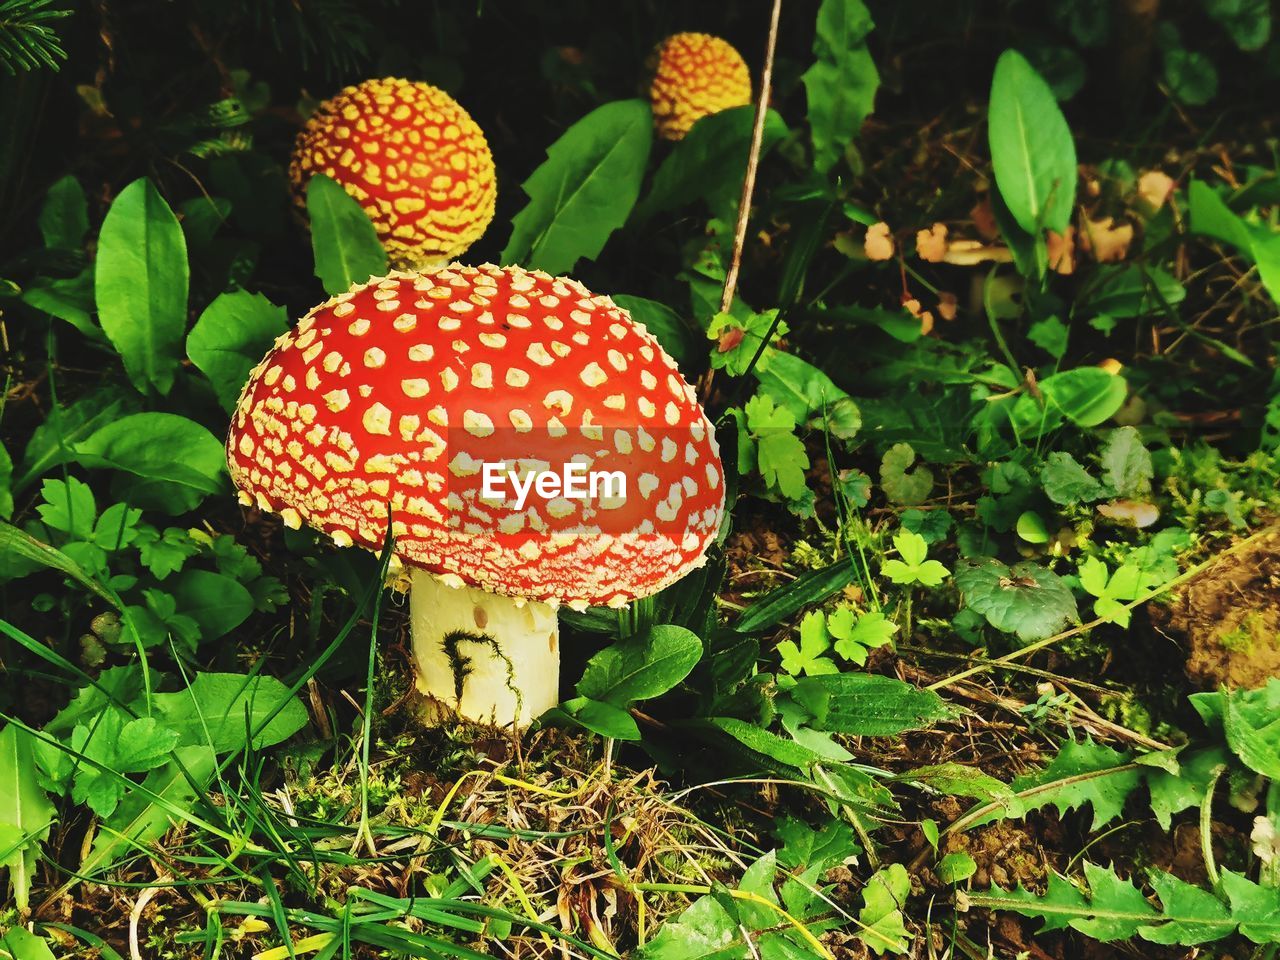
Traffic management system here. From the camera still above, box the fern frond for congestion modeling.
[0,0,71,75]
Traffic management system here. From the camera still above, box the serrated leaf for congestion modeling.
[502,99,652,274]
[744,393,809,501]
[954,558,1078,643]
[1100,426,1152,498]
[95,178,189,395]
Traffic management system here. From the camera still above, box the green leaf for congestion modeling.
[38,174,88,250]
[881,529,950,586]
[734,561,856,633]
[892,763,1014,806]
[577,625,702,706]
[1041,451,1105,505]
[1188,180,1257,253]
[1221,869,1280,944]
[776,611,837,677]
[306,173,388,296]
[611,295,694,368]
[705,717,823,770]
[74,413,226,511]
[1141,871,1236,945]
[954,558,1079,643]
[937,852,977,884]
[1041,368,1128,428]
[152,673,309,753]
[744,393,809,501]
[804,0,880,174]
[187,290,288,412]
[858,863,910,954]
[1221,683,1280,779]
[1099,425,1152,498]
[80,745,215,880]
[559,697,641,740]
[1081,264,1185,319]
[636,105,787,219]
[0,928,57,960]
[756,350,860,440]
[0,724,55,912]
[0,521,119,606]
[14,390,136,494]
[168,569,254,641]
[828,607,896,664]
[1204,0,1271,51]
[793,673,952,736]
[988,49,1077,234]
[879,442,933,506]
[1163,47,1218,105]
[501,99,652,274]
[94,178,189,395]
[35,476,95,538]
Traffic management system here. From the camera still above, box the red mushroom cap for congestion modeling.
[290,78,497,266]
[649,33,752,141]
[227,265,725,609]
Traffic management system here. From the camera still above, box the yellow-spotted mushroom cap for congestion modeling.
[648,33,752,141]
[226,264,725,610]
[290,78,497,267]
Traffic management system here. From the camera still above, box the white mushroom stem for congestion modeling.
[408,568,559,727]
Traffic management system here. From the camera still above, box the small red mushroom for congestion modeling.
[648,33,752,141]
[290,78,497,269]
[226,264,725,727]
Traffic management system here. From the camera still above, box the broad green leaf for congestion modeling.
[501,99,652,274]
[0,928,57,960]
[152,673,309,753]
[95,178,189,395]
[1188,180,1256,253]
[1222,869,1280,944]
[1081,264,1185,319]
[0,724,55,911]
[891,763,1014,806]
[804,0,879,174]
[1163,48,1217,105]
[954,558,1078,643]
[74,413,226,508]
[1040,451,1104,505]
[1221,683,1280,779]
[559,697,641,740]
[169,569,254,640]
[38,174,89,250]
[80,745,216,880]
[756,350,860,440]
[14,390,136,494]
[705,717,823,770]
[577,625,702,705]
[1041,368,1128,427]
[1100,425,1152,498]
[776,611,837,677]
[937,852,977,884]
[858,863,911,954]
[636,106,787,219]
[187,290,288,411]
[612,295,695,367]
[1141,871,1235,945]
[306,174,387,297]
[1204,0,1271,51]
[988,50,1076,234]
[793,673,952,736]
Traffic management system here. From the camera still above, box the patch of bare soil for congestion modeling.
[1150,528,1280,689]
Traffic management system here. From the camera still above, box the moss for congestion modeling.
[1216,610,1265,653]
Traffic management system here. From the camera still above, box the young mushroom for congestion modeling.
[290,78,497,269]
[226,265,725,728]
[648,33,752,141]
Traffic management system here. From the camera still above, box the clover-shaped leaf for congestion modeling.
[829,607,898,665]
[777,611,838,677]
[881,530,950,587]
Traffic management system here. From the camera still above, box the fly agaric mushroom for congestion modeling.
[290,78,497,268]
[226,264,725,727]
[648,33,752,141]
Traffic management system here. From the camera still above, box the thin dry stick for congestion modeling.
[698,0,782,403]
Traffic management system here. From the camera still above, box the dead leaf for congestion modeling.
[1098,357,1124,375]
[1097,500,1160,528]
[937,291,958,321]
[1138,170,1175,210]
[1081,216,1133,263]
[864,221,895,261]
[904,297,935,335]
[916,222,948,262]
[971,197,999,240]
[1046,226,1075,275]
